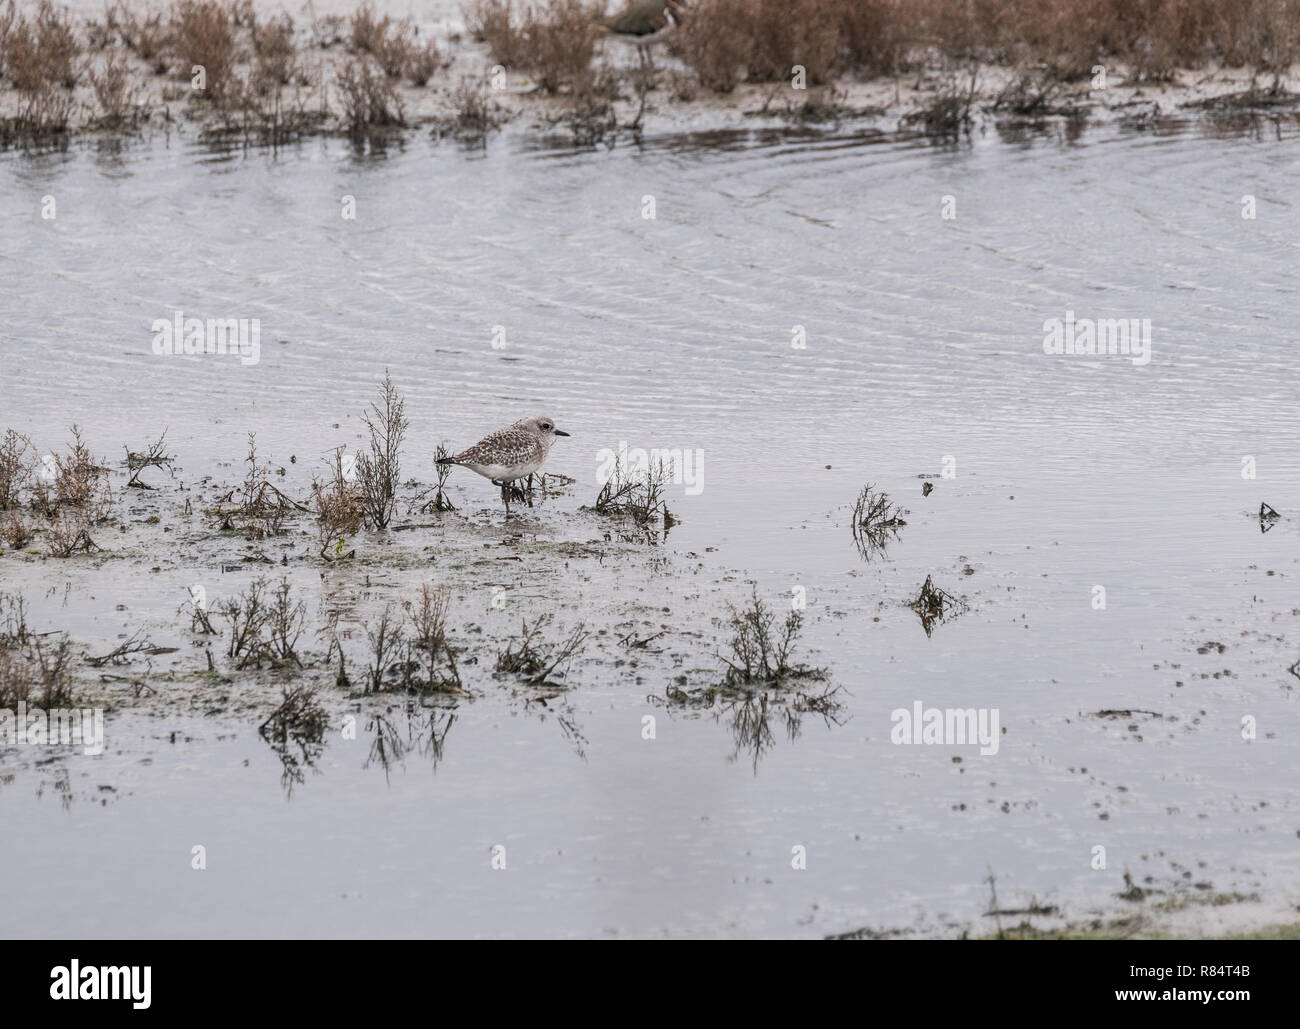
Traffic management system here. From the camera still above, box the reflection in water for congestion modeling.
[364,704,459,782]
[258,686,329,797]
[991,111,1089,146]
[655,683,847,772]
[1259,502,1280,534]
[34,767,75,812]
[909,575,968,638]
[5,111,1300,936]
[520,695,589,761]
[603,521,673,546]
[723,688,848,773]
[850,483,907,562]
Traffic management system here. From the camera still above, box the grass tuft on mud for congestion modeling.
[495,613,590,687]
[715,587,825,690]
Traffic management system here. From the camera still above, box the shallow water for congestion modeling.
[2,115,1300,938]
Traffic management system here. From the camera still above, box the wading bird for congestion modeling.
[436,416,570,514]
[594,1,685,70]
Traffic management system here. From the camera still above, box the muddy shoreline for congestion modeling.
[3,2,1300,147]
[4,27,1300,937]
[3,426,1297,938]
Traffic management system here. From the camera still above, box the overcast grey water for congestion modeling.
[2,117,1299,937]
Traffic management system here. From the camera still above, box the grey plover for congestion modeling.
[595,1,685,68]
[437,415,570,512]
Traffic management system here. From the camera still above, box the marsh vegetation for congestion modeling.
[4,0,1300,145]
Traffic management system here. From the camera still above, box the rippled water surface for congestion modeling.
[2,118,1299,938]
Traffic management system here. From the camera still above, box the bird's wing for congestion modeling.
[453,428,542,467]
[606,3,672,35]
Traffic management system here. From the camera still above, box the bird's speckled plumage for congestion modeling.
[438,415,569,484]
[450,426,546,470]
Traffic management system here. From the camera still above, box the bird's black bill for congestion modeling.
[554,429,570,436]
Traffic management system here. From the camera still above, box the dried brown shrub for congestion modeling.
[374,21,415,78]
[495,614,589,686]
[0,0,14,59]
[336,56,406,136]
[0,510,33,550]
[355,371,408,529]
[348,1,387,53]
[527,0,599,92]
[401,584,464,693]
[0,430,34,510]
[440,78,507,139]
[466,0,599,93]
[5,2,82,91]
[252,12,299,90]
[42,510,99,557]
[464,0,528,67]
[406,39,442,85]
[119,4,172,71]
[0,634,75,708]
[89,51,143,125]
[311,447,364,558]
[30,426,112,519]
[172,0,236,102]
[673,0,750,93]
[744,0,843,85]
[840,0,916,75]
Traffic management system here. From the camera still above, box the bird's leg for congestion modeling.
[492,477,527,508]
[628,52,651,131]
[492,478,511,516]
[526,473,534,508]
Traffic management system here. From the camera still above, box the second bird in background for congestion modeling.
[594,1,686,69]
